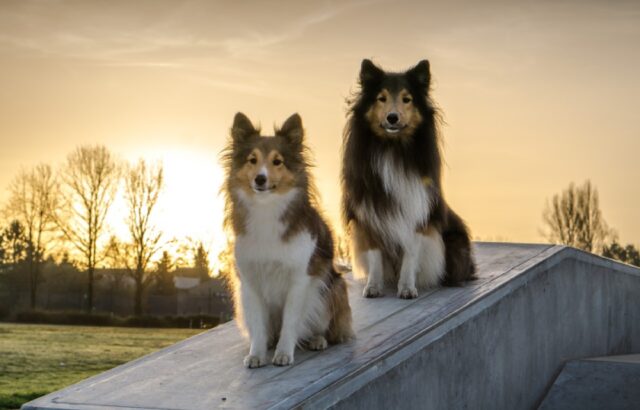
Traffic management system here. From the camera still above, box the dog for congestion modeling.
[222,112,353,368]
[341,59,476,299]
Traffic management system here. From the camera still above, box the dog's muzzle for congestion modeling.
[252,174,275,193]
[381,122,406,134]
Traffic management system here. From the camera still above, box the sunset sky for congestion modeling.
[1,0,639,258]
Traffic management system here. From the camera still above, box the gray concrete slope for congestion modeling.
[22,243,640,410]
[539,356,640,410]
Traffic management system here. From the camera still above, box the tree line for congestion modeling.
[541,180,639,266]
[0,145,217,315]
[2,148,636,317]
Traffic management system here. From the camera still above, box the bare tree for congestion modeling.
[193,242,211,281]
[54,145,119,312]
[154,250,176,295]
[103,235,129,291]
[3,164,59,308]
[175,237,212,280]
[214,242,233,279]
[602,241,640,267]
[123,159,164,316]
[0,230,6,269]
[542,180,612,253]
[2,220,27,267]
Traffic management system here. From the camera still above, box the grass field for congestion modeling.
[0,323,204,410]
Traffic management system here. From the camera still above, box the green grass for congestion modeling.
[0,323,203,410]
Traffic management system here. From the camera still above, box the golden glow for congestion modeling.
[0,1,639,247]
[106,147,226,274]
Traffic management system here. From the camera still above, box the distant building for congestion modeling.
[174,270,232,321]
[3,263,233,320]
[174,276,200,290]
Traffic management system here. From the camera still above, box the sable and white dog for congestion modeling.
[223,112,353,368]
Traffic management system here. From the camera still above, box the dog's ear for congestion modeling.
[278,113,304,146]
[360,59,384,86]
[408,59,431,90]
[231,112,257,142]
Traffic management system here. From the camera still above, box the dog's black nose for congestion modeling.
[387,113,399,124]
[254,174,267,186]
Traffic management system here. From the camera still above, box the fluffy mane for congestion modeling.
[341,61,445,228]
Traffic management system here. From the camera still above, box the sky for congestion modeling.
[1,0,639,258]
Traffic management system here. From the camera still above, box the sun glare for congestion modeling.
[107,147,227,275]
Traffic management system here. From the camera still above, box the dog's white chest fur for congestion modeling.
[355,152,431,247]
[233,188,329,364]
[234,189,316,301]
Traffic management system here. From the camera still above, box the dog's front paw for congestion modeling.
[307,335,328,351]
[363,284,383,298]
[272,350,294,366]
[243,354,267,369]
[397,285,418,299]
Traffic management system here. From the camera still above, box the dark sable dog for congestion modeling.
[341,59,476,299]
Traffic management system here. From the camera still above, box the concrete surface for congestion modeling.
[539,357,640,410]
[22,243,640,410]
[588,353,640,364]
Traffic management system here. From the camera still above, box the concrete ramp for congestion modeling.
[22,243,640,410]
[539,355,640,410]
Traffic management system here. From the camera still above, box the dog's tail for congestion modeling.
[326,268,354,344]
[442,207,476,286]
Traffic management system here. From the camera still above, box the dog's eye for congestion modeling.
[378,96,387,103]
[273,159,282,166]
[402,96,412,103]
[249,157,257,164]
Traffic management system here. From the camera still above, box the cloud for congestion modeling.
[0,0,377,65]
